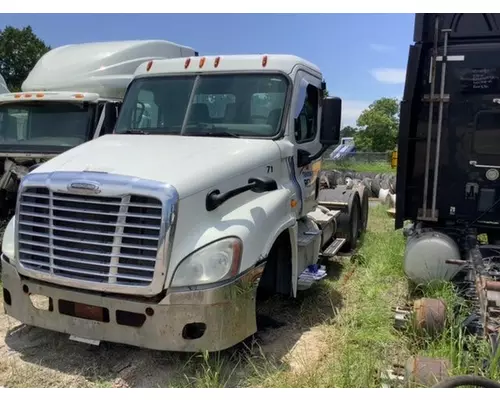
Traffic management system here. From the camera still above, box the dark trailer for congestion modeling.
[397,13,500,238]
[398,14,500,351]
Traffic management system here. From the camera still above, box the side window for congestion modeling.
[474,111,500,155]
[0,108,27,141]
[100,103,120,135]
[294,84,319,143]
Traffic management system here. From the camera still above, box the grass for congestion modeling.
[241,205,410,387]
[322,160,395,174]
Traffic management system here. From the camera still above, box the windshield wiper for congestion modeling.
[117,129,150,135]
[186,130,240,138]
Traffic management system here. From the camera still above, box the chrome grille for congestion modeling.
[17,187,163,287]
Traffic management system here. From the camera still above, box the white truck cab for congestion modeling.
[0,40,196,214]
[1,54,367,352]
[0,75,8,95]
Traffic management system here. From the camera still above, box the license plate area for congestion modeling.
[59,299,110,323]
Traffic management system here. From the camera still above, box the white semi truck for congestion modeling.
[0,75,8,94]
[0,40,197,215]
[1,54,368,352]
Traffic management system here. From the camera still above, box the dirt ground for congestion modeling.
[0,258,346,388]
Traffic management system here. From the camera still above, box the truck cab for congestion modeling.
[1,54,366,352]
[397,14,500,349]
[0,74,8,95]
[0,40,197,215]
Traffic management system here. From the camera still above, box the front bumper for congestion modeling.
[1,257,265,352]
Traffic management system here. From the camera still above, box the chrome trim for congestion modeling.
[14,171,179,296]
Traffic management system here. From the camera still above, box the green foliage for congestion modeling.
[340,125,358,138]
[354,97,399,152]
[0,26,51,92]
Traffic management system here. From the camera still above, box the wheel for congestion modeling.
[318,187,361,252]
[345,196,360,251]
[256,233,292,300]
[412,297,447,336]
[355,183,369,234]
[370,177,381,198]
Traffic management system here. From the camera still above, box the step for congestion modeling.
[297,230,321,247]
[297,265,328,291]
[320,238,346,258]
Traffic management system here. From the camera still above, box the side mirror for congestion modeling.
[320,97,342,146]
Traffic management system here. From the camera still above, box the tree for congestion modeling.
[354,97,399,152]
[340,125,357,138]
[0,26,51,92]
[323,89,329,98]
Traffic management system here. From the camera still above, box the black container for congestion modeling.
[396,14,500,237]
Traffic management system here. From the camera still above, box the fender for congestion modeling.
[2,215,16,261]
[167,187,298,290]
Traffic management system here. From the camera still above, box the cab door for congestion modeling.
[291,71,323,218]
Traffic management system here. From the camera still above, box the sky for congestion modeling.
[0,13,415,127]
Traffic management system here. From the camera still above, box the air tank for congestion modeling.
[404,230,462,285]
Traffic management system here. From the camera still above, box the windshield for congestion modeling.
[114,73,289,138]
[0,101,94,153]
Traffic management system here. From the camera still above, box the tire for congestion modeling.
[355,183,369,234]
[362,177,373,197]
[318,187,361,252]
[371,178,381,198]
[344,195,361,251]
[257,233,292,300]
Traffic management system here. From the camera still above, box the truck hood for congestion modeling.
[32,134,282,198]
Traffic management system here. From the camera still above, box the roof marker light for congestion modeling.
[24,93,32,98]
[214,56,220,68]
[185,58,191,69]
[14,94,21,99]
[36,93,44,98]
[74,94,84,99]
[146,60,153,72]
[262,55,268,67]
[199,57,206,68]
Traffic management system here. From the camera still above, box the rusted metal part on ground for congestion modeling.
[413,298,447,336]
[405,356,451,387]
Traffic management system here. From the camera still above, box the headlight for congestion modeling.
[170,237,242,287]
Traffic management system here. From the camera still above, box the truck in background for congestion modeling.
[329,136,355,160]
[397,13,500,350]
[0,75,8,95]
[0,40,197,216]
[1,54,369,352]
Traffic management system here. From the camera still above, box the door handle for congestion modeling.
[469,160,500,169]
